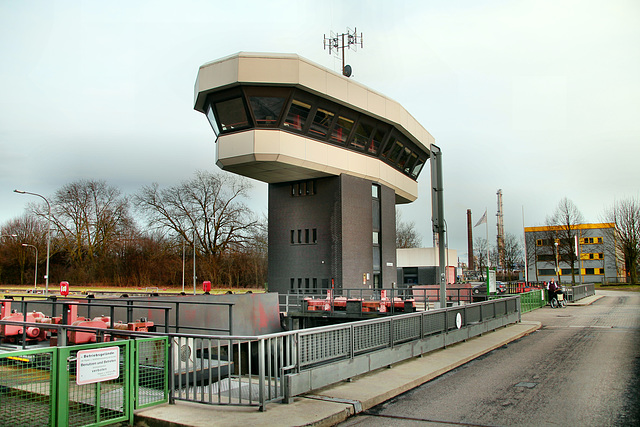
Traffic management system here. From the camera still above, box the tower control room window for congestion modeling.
[331,115,355,145]
[284,99,312,131]
[206,85,429,181]
[215,97,250,132]
[351,120,373,151]
[368,126,388,155]
[309,107,335,138]
[205,104,220,137]
[249,96,286,126]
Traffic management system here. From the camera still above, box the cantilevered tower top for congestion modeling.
[194,52,435,203]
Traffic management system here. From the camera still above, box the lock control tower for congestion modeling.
[194,52,434,295]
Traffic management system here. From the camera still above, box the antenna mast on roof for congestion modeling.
[323,27,363,77]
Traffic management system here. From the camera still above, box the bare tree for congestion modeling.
[474,237,488,278]
[603,197,640,284]
[396,210,421,248]
[0,214,47,285]
[45,180,134,282]
[135,170,258,285]
[545,197,584,284]
[503,232,523,275]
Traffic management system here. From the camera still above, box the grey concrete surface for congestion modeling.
[134,318,543,426]
[340,291,639,426]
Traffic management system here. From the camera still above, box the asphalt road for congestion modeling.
[341,290,640,426]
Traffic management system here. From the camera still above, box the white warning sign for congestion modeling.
[76,347,120,385]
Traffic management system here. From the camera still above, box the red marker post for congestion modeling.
[202,281,211,294]
[60,281,70,296]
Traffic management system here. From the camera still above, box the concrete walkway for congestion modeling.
[134,320,542,427]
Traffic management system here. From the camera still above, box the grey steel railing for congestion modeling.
[167,295,520,411]
[565,283,595,302]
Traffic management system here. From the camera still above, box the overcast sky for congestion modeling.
[1,0,638,261]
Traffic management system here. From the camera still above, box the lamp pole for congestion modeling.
[22,243,38,290]
[14,190,52,294]
[554,241,560,284]
[182,236,186,293]
[192,228,196,295]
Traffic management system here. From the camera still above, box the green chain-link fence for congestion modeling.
[0,337,168,427]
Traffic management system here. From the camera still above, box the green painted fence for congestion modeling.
[0,337,168,427]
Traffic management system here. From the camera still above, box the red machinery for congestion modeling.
[0,299,154,345]
[0,300,48,342]
[304,289,415,314]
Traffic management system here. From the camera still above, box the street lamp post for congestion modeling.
[182,236,186,293]
[14,190,52,294]
[192,228,197,295]
[554,241,560,284]
[22,243,38,290]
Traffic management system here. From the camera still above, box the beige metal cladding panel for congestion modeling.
[301,138,329,172]
[366,90,387,119]
[237,56,300,84]
[345,150,369,177]
[216,131,255,160]
[254,129,282,156]
[298,60,329,95]
[278,132,306,161]
[325,71,349,103]
[346,82,368,111]
[195,57,240,105]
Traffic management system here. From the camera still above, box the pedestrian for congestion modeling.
[548,279,558,304]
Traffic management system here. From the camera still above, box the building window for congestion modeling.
[331,115,355,145]
[291,228,318,245]
[215,97,250,131]
[249,96,286,126]
[291,180,316,197]
[309,108,335,138]
[207,86,429,180]
[538,269,556,276]
[205,104,220,136]
[580,237,603,245]
[284,99,311,131]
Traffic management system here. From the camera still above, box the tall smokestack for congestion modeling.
[467,209,474,270]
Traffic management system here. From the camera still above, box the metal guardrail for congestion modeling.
[507,289,547,313]
[565,283,596,302]
[2,296,524,413]
[166,296,521,411]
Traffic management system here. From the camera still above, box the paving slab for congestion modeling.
[135,320,541,427]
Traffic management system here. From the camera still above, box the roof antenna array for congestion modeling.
[323,27,363,77]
